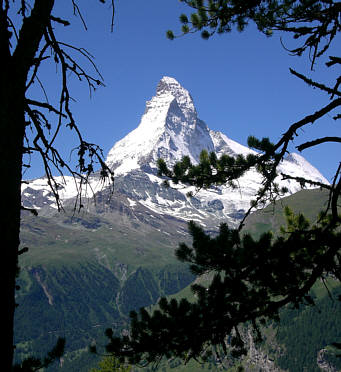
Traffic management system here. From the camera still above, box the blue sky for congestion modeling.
[25,0,340,182]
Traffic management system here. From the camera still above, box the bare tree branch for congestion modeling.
[289,68,341,97]
[297,136,341,151]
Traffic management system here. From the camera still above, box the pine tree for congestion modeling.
[106,0,340,367]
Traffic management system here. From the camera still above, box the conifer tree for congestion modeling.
[106,0,340,367]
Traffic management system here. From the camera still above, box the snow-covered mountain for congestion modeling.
[106,76,216,174]
[22,77,329,228]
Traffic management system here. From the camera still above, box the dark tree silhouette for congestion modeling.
[105,0,340,368]
[0,1,114,370]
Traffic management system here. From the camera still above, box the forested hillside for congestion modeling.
[14,188,340,371]
[14,203,194,371]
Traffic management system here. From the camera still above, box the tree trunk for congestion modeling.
[0,92,26,370]
[0,8,25,369]
[0,1,55,369]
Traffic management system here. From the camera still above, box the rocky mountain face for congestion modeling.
[22,76,329,229]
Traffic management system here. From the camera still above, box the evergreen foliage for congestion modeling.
[106,0,340,368]
[106,211,340,365]
[167,0,340,68]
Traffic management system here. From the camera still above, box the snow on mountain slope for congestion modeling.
[209,130,257,158]
[104,76,329,226]
[106,76,328,182]
[21,175,108,211]
[22,76,329,227]
[279,153,328,185]
[106,76,215,175]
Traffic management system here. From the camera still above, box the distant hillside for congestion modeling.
[243,188,331,237]
[15,202,194,371]
[144,188,341,372]
[15,188,339,371]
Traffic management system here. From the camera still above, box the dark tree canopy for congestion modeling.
[104,0,341,368]
[1,1,114,370]
[167,0,340,66]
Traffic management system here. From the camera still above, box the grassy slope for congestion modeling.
[243,188,331,237]
[20,212,182,270]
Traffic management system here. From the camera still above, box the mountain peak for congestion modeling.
[105,77,328,196]
[156,76,182,94]
[156,76,197,120]
[23,78,330,229]
[106,77,210,175]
